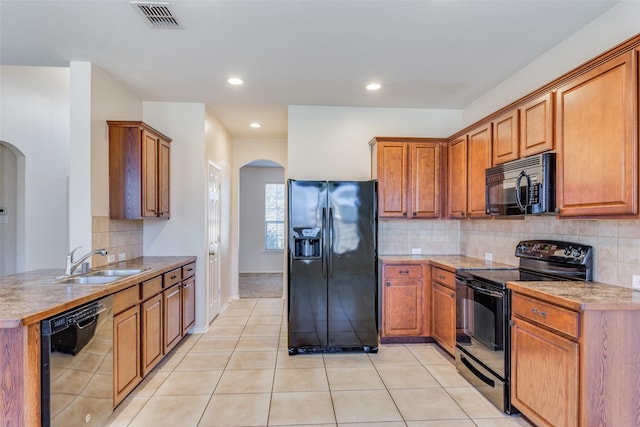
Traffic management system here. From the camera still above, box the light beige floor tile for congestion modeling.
[171,334,200,354]
[214,368,274,394]
[339,423,405,427]
[269,391,336,425]
[211,316,248,326]
[129,371,170,396]
[273,367,329,392]
[190,336,238,352]
[251,307,283,316]
[408,345,454,366]
[473,417,533,426]
[389,388,468,421]
[204,324,245,337]
[377,365,440,389]
[226,350,277,370]
[155,370,222,395]
[174,351,232,371]
[247,315,283,326]
[447,386,507,418]
[326,366,385,390]
[332,390,403,423]
[235,335,280,351]
[425,364,472,387]
[323,353,373,368]
[277,351,325,369]
[255,298,284,307]
[128,395,210,427]
[106,395,149,426]
[156,350,187,372]
[219,307,254,317]
[369,346,420,366]
[242,323,282,336]
[198,393,271,426]
[406,420,475,427]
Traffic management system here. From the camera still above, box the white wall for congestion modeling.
[287,106,461,180]
[239,166,285,273]
[462,1,640,127]
[0,66,70,271]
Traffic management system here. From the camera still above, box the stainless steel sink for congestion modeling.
[55,276,120,285]
[89,269,144,277]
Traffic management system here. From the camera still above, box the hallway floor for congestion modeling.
[106,298,530,426]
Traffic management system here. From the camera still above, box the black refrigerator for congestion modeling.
[287,179,378,354]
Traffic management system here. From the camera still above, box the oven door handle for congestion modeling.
[468,284,504,299]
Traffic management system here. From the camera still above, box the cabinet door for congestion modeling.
[142,131,159,218]
[467,123,492,218]
[114,305,141,406]
[520,92,554,157]
[163,283,182,354]
[448,136,467,218]
[556,51,637,216]
[141,294,163,376]
[511,318,579,427]
[377,142,409,218]
[157,138,171,218]
[410,143,441,218]
[383,278,423,336]
[492,110,519,165]
[431,281,455,355]
[182,276,196,335]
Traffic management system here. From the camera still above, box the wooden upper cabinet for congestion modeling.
[467,123,492,218]
[370,137,443,219]
[108,121,171,220]
[410,143,441,218]
[555,51,637,217]
[520,92,554,157]
[492,109,519,165]
[447,136,467,218]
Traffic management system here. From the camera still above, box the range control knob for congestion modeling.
[572,247,583,258]
[564,246,573,256]
[517,244,528,253]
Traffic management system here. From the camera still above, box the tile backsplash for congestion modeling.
[91,216,143,268]
[379,216,640,289]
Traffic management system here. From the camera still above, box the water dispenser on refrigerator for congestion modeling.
[293,227,321,259]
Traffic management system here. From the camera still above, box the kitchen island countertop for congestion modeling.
[0,256,196,328]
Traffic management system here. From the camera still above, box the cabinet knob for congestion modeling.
[402,212,407,217]
[183,283,189,289]
[531,307,547,317]
[385,281,391,287]
[412,212,416,217]
[399,270,409,275]
[450,292,455,298]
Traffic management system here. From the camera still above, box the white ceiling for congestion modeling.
[0,0,621,139]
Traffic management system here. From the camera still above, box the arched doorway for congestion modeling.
[238,160,285,298]
[0,141,25,275]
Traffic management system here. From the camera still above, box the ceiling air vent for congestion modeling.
[131,1,181,29]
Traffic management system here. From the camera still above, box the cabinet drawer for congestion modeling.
[383,265,422,279]
[141,276,163,300]
[182,262,196,279]
[114,285,140,314]
[512,293,579,339]
[163,268,182,288]
[432,267,455,288]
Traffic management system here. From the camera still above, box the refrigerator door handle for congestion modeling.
[322,207,327,278]
[328,207,333,278]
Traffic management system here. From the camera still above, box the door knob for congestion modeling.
[209,251,216,256]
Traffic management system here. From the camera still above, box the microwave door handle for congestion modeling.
[515,171,531,213]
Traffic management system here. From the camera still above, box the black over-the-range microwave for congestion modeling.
[485,152,555,216]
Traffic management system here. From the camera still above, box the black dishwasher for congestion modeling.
[41,295,113,426]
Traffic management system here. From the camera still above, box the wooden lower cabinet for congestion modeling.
[380,261,430,340]
[431,266,456,355]
[182,275,196,335]
[141,294,163,376]
[113,304,141,406]
[511,317,579,427]
[163,283,182,354]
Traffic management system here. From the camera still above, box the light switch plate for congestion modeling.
[633,275,640,289]
[485,252,493,262]
[107,254,115,264]
[118,253,126,261]
[411,248,422,255]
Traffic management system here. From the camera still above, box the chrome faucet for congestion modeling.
[64,246,108,276]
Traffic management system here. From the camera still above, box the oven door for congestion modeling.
[456,279,505,378]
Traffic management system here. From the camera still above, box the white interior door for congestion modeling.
[207,163,221,323]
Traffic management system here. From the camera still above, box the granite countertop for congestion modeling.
[507,280,640,312]
[378,254,517,272]
[0,256,196,328]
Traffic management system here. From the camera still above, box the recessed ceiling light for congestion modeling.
[228,77,243,85]
[250,122,261,128]
[366,82,381,91]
